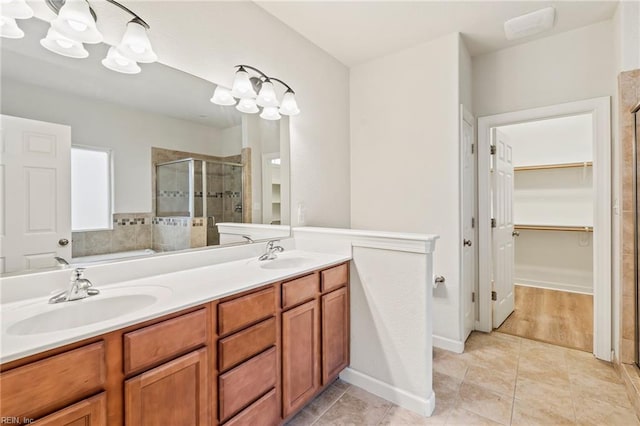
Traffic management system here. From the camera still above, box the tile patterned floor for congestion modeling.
[287,332,639,425]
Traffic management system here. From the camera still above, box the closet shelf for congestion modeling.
[514,161,592,172]
[514,224,593,233]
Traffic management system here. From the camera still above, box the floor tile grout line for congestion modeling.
[311,384,351,425]
[375,404,393,426]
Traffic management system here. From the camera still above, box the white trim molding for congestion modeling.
[293,227,439,254]
[476,97,612,361]
[340,368,436,417]
[433,335,465,353]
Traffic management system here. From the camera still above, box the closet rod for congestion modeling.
[514,161,592,171]
[514,225,593,232]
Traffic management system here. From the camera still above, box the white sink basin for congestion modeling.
[259,257,313,270]
[6,286,172,335]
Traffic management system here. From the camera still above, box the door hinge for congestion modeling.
[491,291,497,301]
[491,218,496,228]
[490,145,496,155]
[472,292,475,303]
[471,217,475,228]
[471,143,475,154]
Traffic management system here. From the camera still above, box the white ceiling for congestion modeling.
[254,1,618,67]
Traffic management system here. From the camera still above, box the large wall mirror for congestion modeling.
[0,18,291,275]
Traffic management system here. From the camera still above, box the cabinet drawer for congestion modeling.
[282,273,318,309]
[218,347,277,422]
[31,393,107,426]
[223,388,278,426]
[0,342,105,421]
[124,309,207,375]
[321,263,348,293]
[219,317,276,372]
[218,287,275,336]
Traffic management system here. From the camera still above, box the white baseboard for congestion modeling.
[515,280,592,295]
[339,368,436,417]
[433,335,464,353]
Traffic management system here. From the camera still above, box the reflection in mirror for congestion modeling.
[0,18,290,275]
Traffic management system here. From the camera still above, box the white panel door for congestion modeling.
[461,107,476,340]
[491,128,515,328]
[0,115,71,273]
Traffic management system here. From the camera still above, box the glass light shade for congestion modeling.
[102,46,141,74]
[40,27,88,58]
[256,80,279,107]
[231,68,256,99]
[236,98,259,114]
[260,106,281,121]
[116,20,157,63]
[1,0,34,19]
[51,0,102,44]
[0,16,23,38]
[279,91,300,116]
[210,86,236,106]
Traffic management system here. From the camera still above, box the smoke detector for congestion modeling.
[504,7,556,40]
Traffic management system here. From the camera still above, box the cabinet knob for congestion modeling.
[58,238,69,246]
[463,239,472,247]
[512,231,520,237]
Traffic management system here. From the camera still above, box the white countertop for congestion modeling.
[0,250,350,364]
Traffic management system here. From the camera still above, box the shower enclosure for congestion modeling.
[155,158,244,246]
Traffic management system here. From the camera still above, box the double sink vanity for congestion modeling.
[0,248,351,425]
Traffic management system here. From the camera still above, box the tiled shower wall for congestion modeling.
[72,213,152,258]
[620,69,640,364]
[151,217,207,252]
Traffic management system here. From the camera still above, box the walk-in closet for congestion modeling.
[495,114,594,351]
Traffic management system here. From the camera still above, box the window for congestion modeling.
[71,146,112,231]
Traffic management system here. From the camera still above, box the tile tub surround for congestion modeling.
[287,332,638,425]
[72,213,152,258]
[0,249,350,363]
[620,69,640,364]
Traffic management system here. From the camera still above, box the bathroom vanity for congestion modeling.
[0,255,350,425]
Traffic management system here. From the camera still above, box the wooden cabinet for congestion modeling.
[1,261,350,426]
[31,393,107,426]
[282,299,320,418]
[321,287,349,385]
[0,342,105,422]
[125,348,209,426]
[123,309,207,375]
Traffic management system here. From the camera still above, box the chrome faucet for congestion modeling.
[259,240,284,261]
[54,256,69,267]
[49,268,100,304]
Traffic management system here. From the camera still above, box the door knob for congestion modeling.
[463,239,472,247]
[58,238,69,246]
[512,231,520,237]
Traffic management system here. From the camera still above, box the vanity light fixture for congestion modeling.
[0,0,33,38]
[1,0,157,74]
[211,64,300,120]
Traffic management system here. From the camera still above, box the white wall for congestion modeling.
[614,1,640,74]
[473,20,615,117]
[2,79,226,214]
[350,33,463,345]
[90,1,351,228]
[499,114,593,166]
[218,125,243,157]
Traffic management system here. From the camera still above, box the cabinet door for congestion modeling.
[32,393,106,426]
[322,287,349,385]
[125,348,208,426]
[282,299,320,417]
